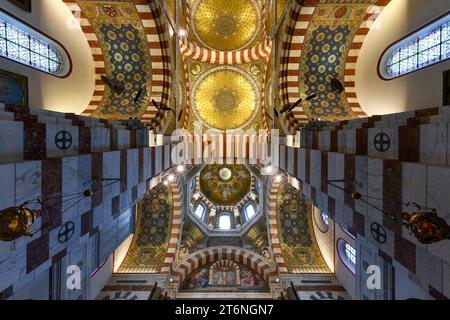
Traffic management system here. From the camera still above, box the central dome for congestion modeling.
[200,165,251,206]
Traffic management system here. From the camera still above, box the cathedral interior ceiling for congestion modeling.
[296,1,377,121]
[78,1,152,119]
[188,0,263,51]
[199,165,251,207]
[276,182,330,273]
[118,184,173,273]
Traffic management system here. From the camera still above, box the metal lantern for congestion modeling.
[0,206,36,242]
[401,210,450,244]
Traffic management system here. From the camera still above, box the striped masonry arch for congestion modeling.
[160,176,183,274]
[171,246,278,285]
[267,179,288,274]
[279,0,316,133]
[343,0,391,118]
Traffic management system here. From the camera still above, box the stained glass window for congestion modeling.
[0,18,62,74]
[244,203,256,220]
[345,243,356,265]
[194,203,206,220]
[218,213,231,230]
[385,17,450,78]
[321,211,330,227]
[338,239,356,274]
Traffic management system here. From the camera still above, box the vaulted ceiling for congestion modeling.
[65,0,391,135]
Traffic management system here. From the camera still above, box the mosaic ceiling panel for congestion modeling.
[192,66,259,130]
[188,61,265,131]
[298,2,374,120]
[190,0,262,51]
[199,165,251,206]
[118,184,173,272]
[277,183,330,273]
[79,1,151,119]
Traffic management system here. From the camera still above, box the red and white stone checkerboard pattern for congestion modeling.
[279,106,450,299]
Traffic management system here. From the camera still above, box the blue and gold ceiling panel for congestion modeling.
[79,1,152,119]
[298,1,376,121]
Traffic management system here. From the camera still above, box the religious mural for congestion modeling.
[277,183,330,273]
[118,184,173,273]
[78,1,152,119]
[180,260,269,292]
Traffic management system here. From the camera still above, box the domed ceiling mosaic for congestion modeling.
[190,0,262,51]
[199,165,251,206]
[192,67,259,130]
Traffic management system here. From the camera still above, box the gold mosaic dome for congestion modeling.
[199,165,251,206]
[192,67,259,130]
[191,0,261,51]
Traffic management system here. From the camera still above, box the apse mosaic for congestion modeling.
[79,1,151,119]
[199,165,251,206]
[277,183,330,273]
[189,0,262,51]
[298,2,374,120]
[118,184,173,272]
[180,260,269,292]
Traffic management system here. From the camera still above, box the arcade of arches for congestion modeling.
[0,0,449,301]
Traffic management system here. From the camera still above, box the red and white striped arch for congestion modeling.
[279,0,315,133]
[161,177,183,274]
[179,37,273,64]
[267,179,288,274]
[171,246,278,285]
[62,0,105,116]
[63,0,172,131]
[343,0,391,118]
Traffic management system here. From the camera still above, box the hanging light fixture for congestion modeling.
[327,179,450,244]
[0,178,120,242]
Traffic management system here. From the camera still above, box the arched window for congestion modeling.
[337,239,356,274]
[194,203,206,220]
[218,213,231,230]
[244,203,256,220]
[380,14,449,79]
[0,11,69,76]
[320,211,330,228]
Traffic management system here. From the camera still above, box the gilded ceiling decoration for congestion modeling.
[118,184,173,273]
[277,183,330,273]
[191,66,260,130]
[199,165,251,206]
[78,1,151,119]
[245,222,272,262]
[190,0,262,51]
[298,2,374,120]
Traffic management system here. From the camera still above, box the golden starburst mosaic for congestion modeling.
[192,67,259,130]
[191,0,261,51]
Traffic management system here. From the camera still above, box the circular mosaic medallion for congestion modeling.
[219,167,233,181]
[192,66,259,130]
[191,0,261,51]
